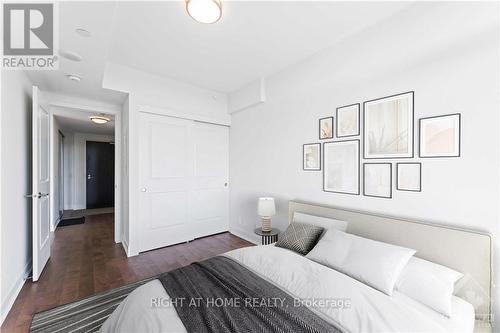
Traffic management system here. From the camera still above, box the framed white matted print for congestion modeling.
[419,114,461,158]
[319,117,334,140]
[363,163,392,198]
[323,140,360,195]
[303,143,321,171]
[336,103,360,138]
[364,92,414,159]
[397,163,421,192]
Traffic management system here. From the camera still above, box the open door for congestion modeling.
[30,86,51,282]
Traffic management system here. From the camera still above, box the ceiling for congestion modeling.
[55,112,115,136]
[26,1,412,105]
[27,2,125,104]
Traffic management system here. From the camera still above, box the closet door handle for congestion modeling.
[25,192,49,199]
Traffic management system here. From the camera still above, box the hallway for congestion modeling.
[1,213,252,332]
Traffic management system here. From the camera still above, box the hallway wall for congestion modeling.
[0,71,33,324]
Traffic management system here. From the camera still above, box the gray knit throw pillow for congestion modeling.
[275,222,324,255]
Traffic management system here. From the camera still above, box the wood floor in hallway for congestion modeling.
[1,213,253,333]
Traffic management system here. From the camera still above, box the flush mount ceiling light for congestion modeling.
[59,50,83,62]
[90,114,111,124]
[75,28,91,37]
[66,74,82,82]
[186,0,222,24]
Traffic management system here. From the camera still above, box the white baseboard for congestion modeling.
[54,215,62,229]
[0,260,31,326]
[121,237,129,257]
[229,227,260,245]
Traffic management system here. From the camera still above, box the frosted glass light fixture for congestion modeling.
[186,0,222,24]
[90,114,110,124]
[258,197,276,232]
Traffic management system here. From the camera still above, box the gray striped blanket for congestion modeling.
[158,256,341,333]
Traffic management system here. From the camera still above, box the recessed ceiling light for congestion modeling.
[90,115,111,124]
[66,74,82,82]
[186,0,222,24]
[59,50,83,62]
[75,28,91,37]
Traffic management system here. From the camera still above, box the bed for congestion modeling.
[101,200,493,333]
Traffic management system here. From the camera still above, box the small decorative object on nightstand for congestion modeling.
[254,228,280,245]
[257,197,275,232]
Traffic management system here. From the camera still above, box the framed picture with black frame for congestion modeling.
[303,143,321,171]
[323,139,360,195]
[363,92,414,159]
[363,163,392,198]
[319,116,334,140]
[419,113,461,158]
[336,103,360,138]
[396,162,422,192]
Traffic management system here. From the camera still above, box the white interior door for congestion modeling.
[191,122,229,237]
[32,86,51,281]
[139,113,195,252]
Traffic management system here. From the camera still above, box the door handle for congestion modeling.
[25,192,49,199]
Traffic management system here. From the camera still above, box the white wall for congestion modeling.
[103,63,229,123]
[229,1,499,321]
[0,71,33,324]
[228,78,266,114]
[62,132,74,210]
[120,96,130,253]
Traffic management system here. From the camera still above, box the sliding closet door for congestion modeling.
[191,122,229,237]
[139,113,195,252]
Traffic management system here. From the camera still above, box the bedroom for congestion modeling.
[0,1,498,332]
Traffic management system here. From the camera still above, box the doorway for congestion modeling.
[86,141,115,209]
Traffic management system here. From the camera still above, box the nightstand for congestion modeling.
[254,228,280,245]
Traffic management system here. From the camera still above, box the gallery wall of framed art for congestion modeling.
[301,91,461,199]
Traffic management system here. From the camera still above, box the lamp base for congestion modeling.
[261,217,272,232]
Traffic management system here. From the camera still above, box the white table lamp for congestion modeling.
[258,197,276,232]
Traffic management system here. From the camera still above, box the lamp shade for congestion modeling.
[257,197,276,217]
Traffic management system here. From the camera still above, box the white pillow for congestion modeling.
[293,212,348,233]
[395,257,463,317]
[306,229,416,295]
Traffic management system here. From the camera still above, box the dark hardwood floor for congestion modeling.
[1,213,252,333]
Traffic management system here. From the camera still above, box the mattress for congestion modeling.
[100,244,475,333]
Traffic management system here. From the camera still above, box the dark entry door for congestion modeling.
[86,141,115,209]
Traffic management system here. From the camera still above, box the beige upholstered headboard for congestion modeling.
[288,200,493,325]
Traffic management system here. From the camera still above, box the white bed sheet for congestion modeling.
[100,245,474,333]
[392,292,475,333]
